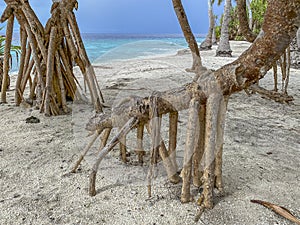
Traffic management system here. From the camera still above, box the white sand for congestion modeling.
[0,41,299,225]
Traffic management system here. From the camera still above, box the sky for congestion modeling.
[0,0,224,34]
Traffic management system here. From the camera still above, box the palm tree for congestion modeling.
[216,0,232,57]
[236,0,256,42]
[172,0,203,72]
[200,0,215,50]
[291,28,300,69]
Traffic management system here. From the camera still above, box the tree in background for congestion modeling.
[216,0,232,56]
[199,0,215,50]
[0,0,104,115]
[212,16,218,44]
[214,0,267,41]
[249,0,267,34]
[290,28,300,69]
[172,0,204,72]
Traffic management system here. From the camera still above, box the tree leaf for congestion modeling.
[251,199,300,225]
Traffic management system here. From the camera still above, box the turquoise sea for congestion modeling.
[10,34,205,72]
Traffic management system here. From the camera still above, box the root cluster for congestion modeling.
[1,0,103,115]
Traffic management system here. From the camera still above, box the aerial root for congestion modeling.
[169,112,179,174]
[71,130,101,173]
[98,128,112,152]
[89,117,139,196]
[200,94,222,209]
[71,86,228,221]
[147,96,161,198]
[214,96,228,193]
[192,104,205,187]
[119,133,128,163]
[181,98,200,203]
[135,123,145,164]
[176,93,228,219]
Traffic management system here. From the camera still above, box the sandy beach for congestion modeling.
[0,41,299,224]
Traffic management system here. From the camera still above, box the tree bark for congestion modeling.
[200,0,215,50]
[216,0,232,57]
[2,0,103,115]
[181,98,200,203]
[297,28,300,48]
[246,0,253,29]
[215,0,300,95]
[1,14,14,103]
[44,27,57,116]
[236,0,257,42]
[290,28,300,69]
[172,0,203,72]
[15,27,27,106]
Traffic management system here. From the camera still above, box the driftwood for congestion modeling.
[0,0,103,115]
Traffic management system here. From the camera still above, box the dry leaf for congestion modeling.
[251,199,300,225]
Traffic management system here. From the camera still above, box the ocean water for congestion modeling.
[83,33,204,63]
[10,34,204,72]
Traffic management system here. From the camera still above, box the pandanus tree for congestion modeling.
[237,0,294,98]
[0,0,104,115]
[71,0,300,221]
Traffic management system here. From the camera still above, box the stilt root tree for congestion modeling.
[237,0,294,103]
[0,0,104,115]
[71,0,300,220]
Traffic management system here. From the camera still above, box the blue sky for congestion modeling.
[0,0,224,34]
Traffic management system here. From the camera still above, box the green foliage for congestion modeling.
[228,6,240,40]
[215,0,267,41]
[0,27,21,58]
[249,0,267,34]
[212,0,223,6]
[215,24,221,40]
[214,8,241,41]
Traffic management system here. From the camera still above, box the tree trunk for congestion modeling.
[0,57,7,92]
[1,0,103,115]
[237,0,257,42]
[290,30,300,69]
[246,0,253,29]
[297,28,300,48]
[172,0,203,72]
[200,0,215,50]
[212,27,217,45]
[1,14,14,103]
[216,0,232,57]
[215,0,300,94]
